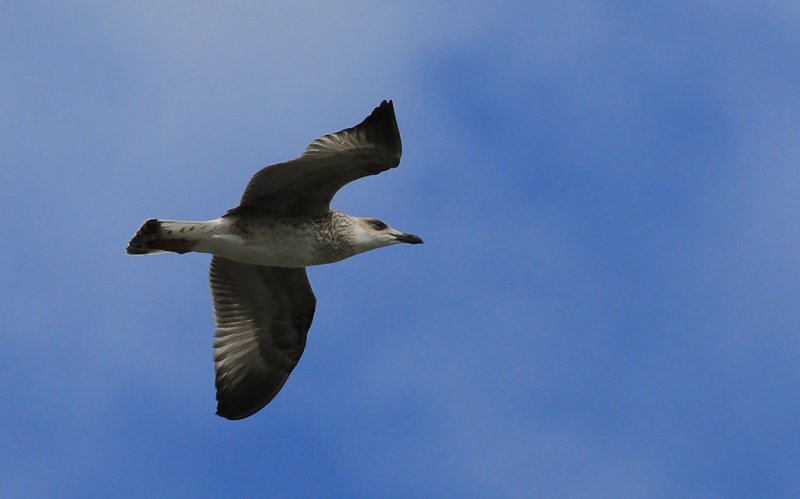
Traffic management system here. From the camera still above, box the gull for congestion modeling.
[127,100,422,420]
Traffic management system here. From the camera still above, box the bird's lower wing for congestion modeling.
[209,257,316,420]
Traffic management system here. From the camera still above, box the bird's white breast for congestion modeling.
[191,216,350,267]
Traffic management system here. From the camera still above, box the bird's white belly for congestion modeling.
[197,233,319,267]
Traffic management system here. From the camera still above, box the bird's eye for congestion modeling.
[371,220,387,230]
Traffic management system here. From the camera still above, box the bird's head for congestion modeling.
[351,217,423,253]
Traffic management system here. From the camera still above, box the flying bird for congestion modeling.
[127,100,422,420]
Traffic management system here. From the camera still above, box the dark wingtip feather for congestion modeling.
[214,363,292,421]
[216,407,249,421]
[359,99,402,164]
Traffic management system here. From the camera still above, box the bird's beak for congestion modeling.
[394,232,423,244]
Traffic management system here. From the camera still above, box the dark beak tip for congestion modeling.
[397,233,423,244]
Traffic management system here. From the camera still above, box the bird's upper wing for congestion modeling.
[209,256,316,420]
[228,100,402,218]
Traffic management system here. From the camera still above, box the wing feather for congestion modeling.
[229,100,402,217]
[209,256,316,420]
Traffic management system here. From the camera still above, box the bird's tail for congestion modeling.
[126,219,208,255]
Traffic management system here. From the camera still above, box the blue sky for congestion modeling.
[3,1,800,497]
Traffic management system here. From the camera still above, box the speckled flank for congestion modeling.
[217,210,360,267]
